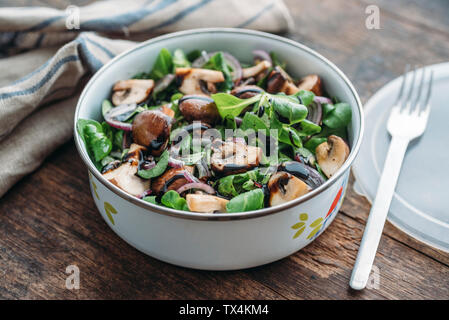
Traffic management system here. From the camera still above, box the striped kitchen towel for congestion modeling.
[0,0,293,197]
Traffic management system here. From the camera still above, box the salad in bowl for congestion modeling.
[77,48,351,214]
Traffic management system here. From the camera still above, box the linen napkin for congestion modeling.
[0,0,293,197]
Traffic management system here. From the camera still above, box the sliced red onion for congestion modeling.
[153,74,175,95]
[104,104,136,131]
[306,101,323,125]
[192,51,242,81]
[137,189,152,199]
[105,118,133,131]
[234,117,242,127]
[182,170,199,183]
[252,50,272,65]
[176,182,215,195]
[254,182,263,188]
[168,157,184,168]
[140,160,156,170]
[313,96,333,105]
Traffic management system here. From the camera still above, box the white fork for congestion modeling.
[350,66,434,290]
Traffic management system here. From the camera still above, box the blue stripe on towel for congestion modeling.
[77,38,104,72]
[236,2,274,28]
[81,0,177,31]
[24,15,63,32]
[82,36,115,59]
[0,55,79,100]
[10,57,53,86]
[144,0,214,33]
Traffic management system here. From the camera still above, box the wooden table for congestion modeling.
[1,0,448,299]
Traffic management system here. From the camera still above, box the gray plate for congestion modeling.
[352,63,449,252]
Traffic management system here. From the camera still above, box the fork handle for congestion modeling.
[350,135,409,290]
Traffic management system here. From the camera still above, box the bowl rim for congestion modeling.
[74,27,364,221]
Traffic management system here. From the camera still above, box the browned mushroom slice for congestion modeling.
[178,95,220,125]
[112,79,154,106]
[210,138,263,175]
[132,110,172,156]
[241,60,272,79]
[151,166,195,195]
[176,68,225,95]
[297,74,323,96]
[266,66,300,95]
[315,135,349,178]
[102,143,150,197]
[231,85,264,99]
[186,194,229,213]
[268,171,310,207]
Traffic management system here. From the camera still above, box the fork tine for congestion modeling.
[402,66,418,112]
[420,70,434,116]
[395,64,410,105]
[411,68,426,114]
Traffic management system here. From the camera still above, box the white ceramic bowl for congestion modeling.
[74,28,363,270]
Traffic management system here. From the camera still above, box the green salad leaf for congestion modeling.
[172,49,191,68]
[113,130,124,151]
[203,52,233,90]
[161,190,189,211]
[216,169,270,197]
[143,196,158,204]
[322,102,352,129]
[226,189,265,213]
[212,93,261,119]
[240,112,270,135]
[296,119,322,136]
[270,95,308,125]
[293,90,315,106]
[137,149,169,179]
[149,48,173,81]
[77,119,112,162]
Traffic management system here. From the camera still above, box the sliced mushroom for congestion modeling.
[122,143,147,164]
[297,74,323,96]
[315,135,349,178]
[178,95,220,125]
[241,60,272,79]
[231,85,264,99]
[102,144,150,197]
[210,138,263,175]
[176,68,225,95]
[279,161,325,189]
[151,166,195,195]
[186,194,229,213]
[132,110,172,156]
[112,79,154,106]
[268,171,310,207]
[266,66,300,95]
